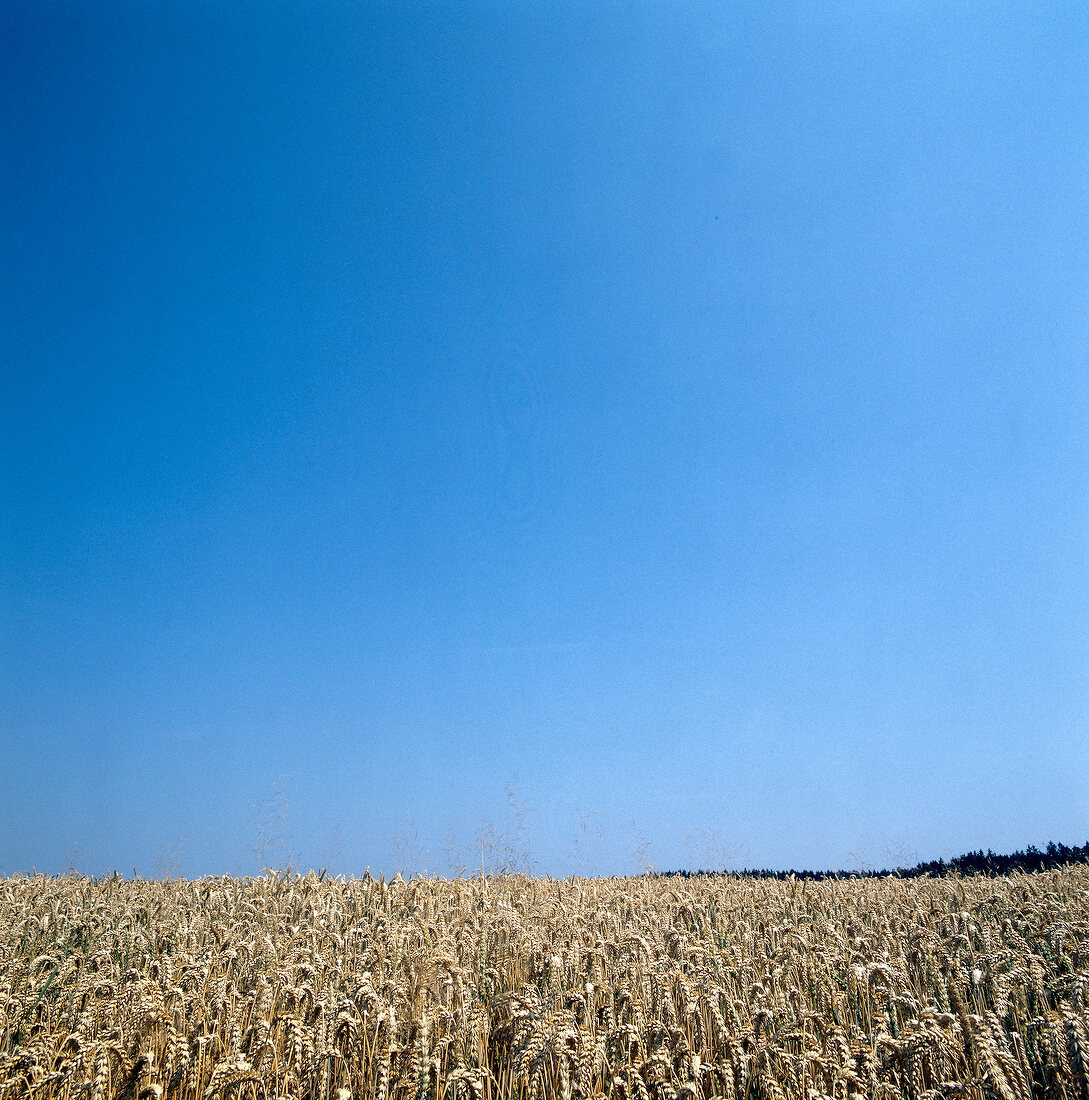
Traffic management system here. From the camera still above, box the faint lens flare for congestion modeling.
[485,338,546,523]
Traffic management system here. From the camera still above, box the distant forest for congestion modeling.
[665,840,1089,880]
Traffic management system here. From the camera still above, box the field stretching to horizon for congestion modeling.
[2,867,1088,1100]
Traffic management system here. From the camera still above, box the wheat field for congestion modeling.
[2,867,1087,1100]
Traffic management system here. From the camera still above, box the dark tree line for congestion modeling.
[662,840,1089,881]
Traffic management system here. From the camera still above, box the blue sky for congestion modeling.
[2,1,1087,878]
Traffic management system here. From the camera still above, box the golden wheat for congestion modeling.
[1,868,1088,1099]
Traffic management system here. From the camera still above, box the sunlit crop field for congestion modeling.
[2,868,1087,1100]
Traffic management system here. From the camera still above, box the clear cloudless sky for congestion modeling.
[2,0,1087,879]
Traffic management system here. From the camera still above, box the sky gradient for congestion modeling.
[3,1,1088,878]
